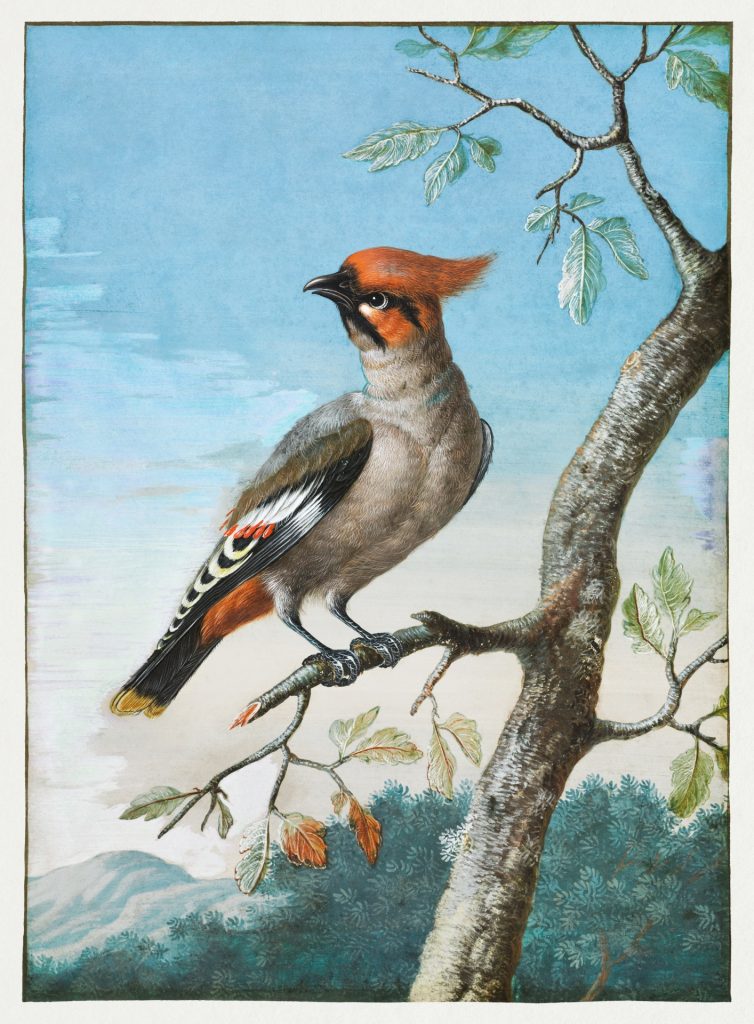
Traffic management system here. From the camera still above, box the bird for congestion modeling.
[110,246,494,721]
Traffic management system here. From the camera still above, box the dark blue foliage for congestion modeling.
[25,776,728,1002]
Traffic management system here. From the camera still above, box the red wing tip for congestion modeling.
[229,701,261,730]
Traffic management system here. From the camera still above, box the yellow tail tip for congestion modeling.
[110,689,167,718]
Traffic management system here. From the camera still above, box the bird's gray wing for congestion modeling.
[152,418,373,655]
[462,418,493,507]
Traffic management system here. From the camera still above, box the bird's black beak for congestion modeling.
[303,270,355,310]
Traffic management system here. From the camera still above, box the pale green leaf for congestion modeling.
[468,137,497,172]
[715,746,729,782]
[665,50,729,111]
[343,122,444,171]
[558,225,606,325]
[525,204,557,233]
[711,686,729,720]
[120,786,189,822]
[622,583,666,656]
[566,193,605,212]
[351,726,423,765]
[328,706,380,756]
[395,39,436,57]
[424,139,468,205]
[216,796,233,839]
[668,743,714,817]
[439,712,483,766]
[476,136,502,157]
[674,25,730,47]
[588,217,649,280]
[235,817,270,895]
[427,721,456,799]
[461,26,492,54]
[652,547,693,628]
[472,24,556,60]
[681,608,719,635]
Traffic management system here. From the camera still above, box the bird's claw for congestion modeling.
[351,632,403,669]
[305,648,361,687]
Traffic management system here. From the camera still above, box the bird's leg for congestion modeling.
[327,598,403,669]
[281,612,361,687]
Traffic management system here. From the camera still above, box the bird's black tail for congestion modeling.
[110,622,220,718]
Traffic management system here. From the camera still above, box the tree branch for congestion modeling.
[592,634,727,744]
[157,689,310,838]
[619,26,649,81]
[230,610,542,730]
[405,23,710,273]
[535,147,584,200]
[643,25,684,65]
[570,25,616,83]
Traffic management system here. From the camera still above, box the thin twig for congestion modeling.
[619,26,649,80]
[592,634,727,744]
[570,25,616,83]
[288,753,355,798]
[536,147,584,199]
[677,634,729,685]
[418,25,461,83]
[157,690,310,838]
[643,25,683,63]
[669,718,725,752]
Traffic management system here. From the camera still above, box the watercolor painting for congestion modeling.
[24,22,729,1002]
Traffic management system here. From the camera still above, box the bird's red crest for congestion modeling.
[343,247,494,301]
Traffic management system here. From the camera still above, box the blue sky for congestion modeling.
[24,24,729,875]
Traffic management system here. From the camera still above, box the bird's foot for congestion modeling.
[304,648,361,687]
[351,632,403,669]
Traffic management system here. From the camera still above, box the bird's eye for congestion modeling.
[367,292,389,310]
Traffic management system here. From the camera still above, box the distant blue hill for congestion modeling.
[26,850,276,961]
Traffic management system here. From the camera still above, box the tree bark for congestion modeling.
[410,235,729,1000]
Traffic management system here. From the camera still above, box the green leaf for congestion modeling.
[120,786,190,822]
[343,122,444,171]
[674,25,730,47]
[216,796,233,839]
[234,817,270,895]
[715,746,729,782]
[351,726,423,765]
[525,204,557,233]
[668,743,714,817]
[476,136,502,157]
[427,720,456,799]
[467,136,499,172]
[622,583,666,656]
[395,39,436,57]
[461,26,492,54]
[566,193,605,212]
[588,217,649,279]
[558,225,606,325]
[328,706,380,757]
[472,24,556,60]
[681,608,719,635]
[439,712,483,766]
[652,547,693,629]
[665,50,729,111]
[423,138,468,205]
[524,194,603,234]
[711,686,729,721]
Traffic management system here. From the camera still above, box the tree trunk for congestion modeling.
[410,241,729,1001]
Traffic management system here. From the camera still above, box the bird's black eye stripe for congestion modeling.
[400,297,422,330]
